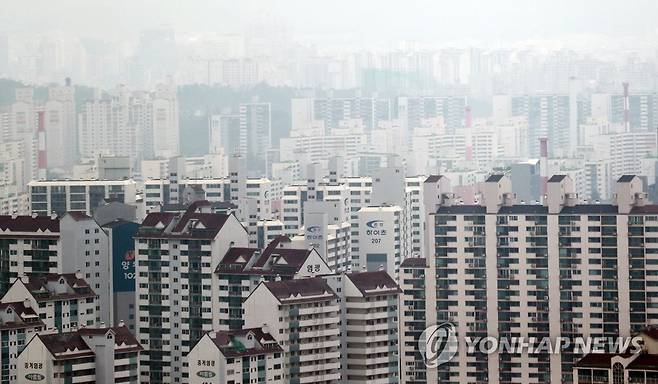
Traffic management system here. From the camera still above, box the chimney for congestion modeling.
[75,270,83,279]
[19,274,28,284]
[261,323,270,335]
[118,320,125,327]
[10,212,17,219]
[378,264,384,271]
[275,274,281,282]
[23,298,31,309]
[50,212,57,220]
[31,212,37,218]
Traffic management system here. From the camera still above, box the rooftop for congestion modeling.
[346,270,401,296]
[618,175,638,183]
[205,328,282,358]
[547,175,567,183]
[400,257,428,268]
[263,277,336,303]
[486,174,505,182]
[0,215,59,233]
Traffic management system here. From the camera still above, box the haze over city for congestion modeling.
[1,1,658,384]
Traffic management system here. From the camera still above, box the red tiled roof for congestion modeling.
[626,354,658,371]
[347,270,401,296]
[205,328,282,357]
[21,273,96,301]
[0,215,59,233]
[400,257,427,268]
[264,277,336,302]
[65,212,92,221]
[79,325,143,352]
[575,353,634,368]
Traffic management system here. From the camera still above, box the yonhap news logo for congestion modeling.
[418,322,644,368]
[419,322,458,368]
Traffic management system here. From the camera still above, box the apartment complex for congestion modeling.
[428,173,658,383]
[134,206,248,383]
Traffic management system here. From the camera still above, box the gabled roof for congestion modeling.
[618,175,637,183]
[36,325,142,360]
[0,301,43,330]
[424,175,444,183]
[346,271,401,296]
[262,277,336,303]
[37,332,95,359]
[216,248,259,273]
[0,215,59,233]
[547,175,567,183]
[140,212,176,228]
[203,328,282,358]
[400,257,427,268]
[575,353,633,368]
[137,209,232,239]
[65,211,92,221]
[18,273,96,302]
[78,326,143,353]
[486,174,505,182]
[216,236,318,277]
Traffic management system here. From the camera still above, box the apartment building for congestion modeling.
[243,278,341,383]
[0,215,61,295]
[28,179,137,217]
[215,236,331,331]
[354,205,403,275]
[60,212,110,325]
[134,206,248,383]
[1,273,96,332]
[187,328,284,384]
[429,173,658,383]
[17,323,142,384]
[325,270,401,384]
[399,257,437,384]
[0,300,45,384]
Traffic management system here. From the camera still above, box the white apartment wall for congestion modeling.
[60,215,112,325]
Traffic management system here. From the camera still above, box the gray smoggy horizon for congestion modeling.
[2,0,657,45]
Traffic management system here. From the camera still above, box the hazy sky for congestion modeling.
[3,0,658,44]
